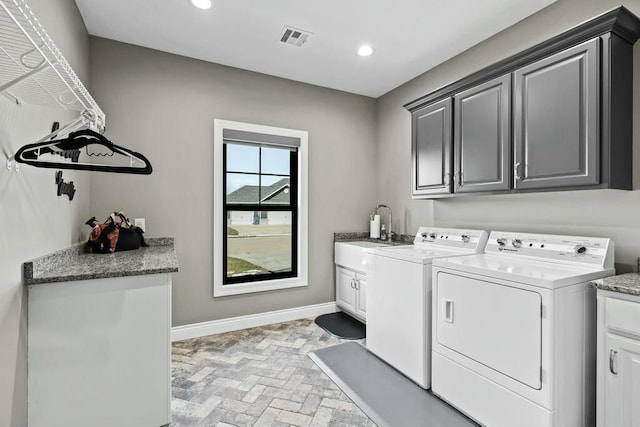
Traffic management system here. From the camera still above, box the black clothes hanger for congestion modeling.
[15,129,153,175]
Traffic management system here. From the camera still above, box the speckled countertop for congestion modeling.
[591,273,640,297]
[334,232,415,246]
[24,237,179,285]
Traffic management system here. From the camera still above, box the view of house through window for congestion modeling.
[223,142,298,284]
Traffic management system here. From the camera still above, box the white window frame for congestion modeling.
[213,119,308,297]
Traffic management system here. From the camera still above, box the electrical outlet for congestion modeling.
[134,218,146,232]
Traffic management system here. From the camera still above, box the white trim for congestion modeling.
[171,302,338,342]
[213,119,309,297]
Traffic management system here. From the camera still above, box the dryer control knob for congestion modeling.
[496,238,507,247]
[461,234,470,243]
[574,245,588,255]
[512,239,522,248]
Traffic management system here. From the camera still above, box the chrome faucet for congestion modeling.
[373,204,392,241]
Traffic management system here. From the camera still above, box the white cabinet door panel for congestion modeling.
[605,334,640,427]
[28,274,171,427]
[336,266,356,313]
[436,272,542,389]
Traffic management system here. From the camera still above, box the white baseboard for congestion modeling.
[171,301,338,342]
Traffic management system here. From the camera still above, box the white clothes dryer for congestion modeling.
[431,231,615,427]
[366,227,488,389]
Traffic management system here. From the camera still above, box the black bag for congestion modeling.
[86,212,148,253]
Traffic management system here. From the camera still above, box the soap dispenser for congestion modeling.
[380,224,387,241]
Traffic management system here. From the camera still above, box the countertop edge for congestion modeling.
[23,237,178,286]
[334,231,415,246]
[24,266,179,286]
[590,272,640,297]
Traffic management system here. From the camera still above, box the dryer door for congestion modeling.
[435,272,542,389]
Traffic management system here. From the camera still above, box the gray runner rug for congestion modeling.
[309,342,478,427]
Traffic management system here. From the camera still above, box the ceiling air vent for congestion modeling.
[279,26,311,47]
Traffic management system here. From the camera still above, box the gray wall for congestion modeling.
[3,1,638,424]
[0,1,90,426]
[377,0,640,271]
[88,37,378,326]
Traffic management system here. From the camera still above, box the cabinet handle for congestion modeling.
[444,173,451,186]
[354,279,360,290]
[514,162,522,181]
[610,349,618,375]
[350,279,355,289]
[442,299,454,323]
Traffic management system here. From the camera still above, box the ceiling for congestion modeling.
[74,0,556,98]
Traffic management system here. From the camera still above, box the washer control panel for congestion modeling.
[485,231,613,268]
[415,227,489,252]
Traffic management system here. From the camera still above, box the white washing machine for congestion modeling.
[366,227,489,389]
[431,231,615,427]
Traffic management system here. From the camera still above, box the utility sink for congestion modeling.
[335,241,391,273]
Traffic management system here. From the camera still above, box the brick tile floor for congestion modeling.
[171,318,375,427]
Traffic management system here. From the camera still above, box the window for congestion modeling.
[224,143,297,283]
[213,120,308,297]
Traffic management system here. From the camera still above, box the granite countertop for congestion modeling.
[24,237,179,285]
[334,232,414,246]
[591,273,640,297]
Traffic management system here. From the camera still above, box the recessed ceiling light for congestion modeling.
[358,45,373,57]
[191,0,212,10]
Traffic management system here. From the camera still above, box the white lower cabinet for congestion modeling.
[605,335,640,426]
[336,266,366,322]
[597,290,640,427]
[334,241,390,323]
[28,273,172,427]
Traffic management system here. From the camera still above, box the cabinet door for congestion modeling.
[28,274,171,427]
[412,98,453,196]
[454,74,511,193]
[336,267,356,314]
[605,334,640,427]
[355,274,367,320]
[514,38,599,190]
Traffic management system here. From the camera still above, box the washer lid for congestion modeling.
[433,253,614,289]
[369,245,474,264]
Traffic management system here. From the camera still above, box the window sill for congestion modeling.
[213,277,307,297]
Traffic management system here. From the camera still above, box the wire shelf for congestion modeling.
[0,0,105,130]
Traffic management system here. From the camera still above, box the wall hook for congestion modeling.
[55,171,75,200]
[6,156,19,172]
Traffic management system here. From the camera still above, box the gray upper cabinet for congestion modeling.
[454,75,511,193]
[404,7,639,199]
[513,38,599,190]
[412,98,452,196]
